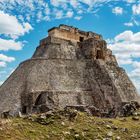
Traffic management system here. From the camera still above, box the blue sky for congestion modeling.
[0,0,140,93]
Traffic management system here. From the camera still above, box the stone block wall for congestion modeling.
[48,25,101,42]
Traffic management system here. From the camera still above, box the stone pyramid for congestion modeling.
[0,24,139,116]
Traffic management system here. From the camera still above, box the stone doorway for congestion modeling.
[79,36,84,42]
[96,50,104,59]
[22,106,27,114]
[35,93,46,106]
[33,92,54,113]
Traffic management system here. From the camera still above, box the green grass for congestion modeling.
[0,111,139,140]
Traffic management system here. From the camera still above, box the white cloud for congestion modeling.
[66,11,74,18]
[55,10,63,19]
[53,8,74,19]
[126,0,136,3]
[79,0,92,5]
[132,4,140,15]
[69,0,79,8]
[0,0,131,22]
[0,54,15,62]
[0,38,23,51]
[0,61,6,67]
[74,16,82,20]
[0,11,33,39]
[116,30,140,43]
[50,0,65,7]
[0,54,15,69]
[77,10,83,14]
[112,7,123,15]
[23,22,33,33]
[45,4,50,15]
[46,0,116,8]
[114,31,132,42]
[108,30,140,65]
[37,11,43,22]
[124,22,133,27]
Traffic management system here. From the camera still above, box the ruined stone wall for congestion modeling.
[33,37,77,59]
[0,59,122,114]
[48,28,84,42]
[48,25,101,42]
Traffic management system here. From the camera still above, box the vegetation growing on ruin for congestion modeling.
[0,110,139,140]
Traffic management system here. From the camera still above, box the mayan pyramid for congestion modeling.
[0,24,139,116]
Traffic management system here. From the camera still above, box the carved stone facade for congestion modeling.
[0,25,139,116]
